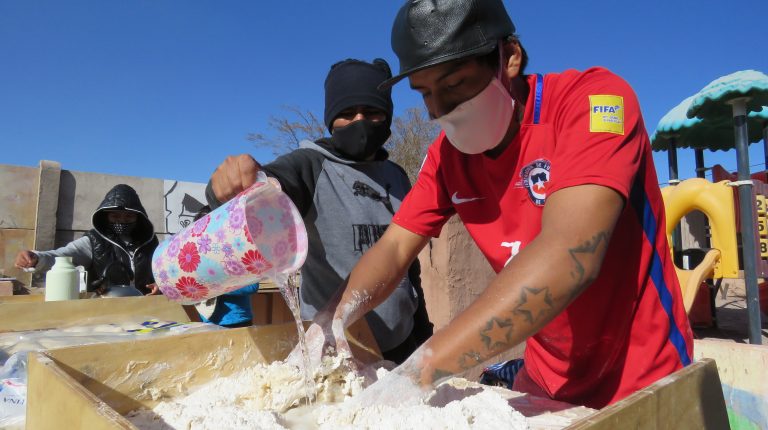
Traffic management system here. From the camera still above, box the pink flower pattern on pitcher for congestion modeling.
[214,228,227,243]
[223,258,246,276]
[161,285,182,301]
[241,249,273,275]
[176,276,208,301]
[151,179,308,304]
[228,209,245,231]
[198,234,212,253]
[178,242,200,272]
[167,238,181,256]
[192,216,210,237]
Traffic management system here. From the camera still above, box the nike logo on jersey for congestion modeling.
[451,192,484,205]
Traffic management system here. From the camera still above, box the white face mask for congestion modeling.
[436,76,515,155]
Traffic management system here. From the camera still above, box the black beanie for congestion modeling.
[323,58,394,132]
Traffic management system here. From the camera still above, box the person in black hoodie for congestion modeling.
[205,58,433,364]
[15,184,160,295]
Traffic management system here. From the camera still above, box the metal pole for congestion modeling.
[730,98,763,345]
[695,148,706,179]
[668,142,683,266]
[764,123,768,172]
[667,142,679,182]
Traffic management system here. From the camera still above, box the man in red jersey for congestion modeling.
[298,0,694,409]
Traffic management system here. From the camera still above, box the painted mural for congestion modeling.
[162,180,207,234]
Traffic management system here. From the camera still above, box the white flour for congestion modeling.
[126,359,530,430]
[126,356,363,429]
[315,388,528,430]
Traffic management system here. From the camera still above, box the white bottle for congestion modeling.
[45,257,80,301]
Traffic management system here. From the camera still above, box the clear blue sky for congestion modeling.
[1,0,766,185]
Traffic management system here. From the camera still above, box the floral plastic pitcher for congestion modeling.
[152,173,308,304]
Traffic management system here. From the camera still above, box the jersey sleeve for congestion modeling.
[392,138,456,237]
[547,68,647,200]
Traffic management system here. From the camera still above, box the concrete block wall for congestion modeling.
[0,163,42,286]
[0,161,207,289]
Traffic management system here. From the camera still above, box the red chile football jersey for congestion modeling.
[393,68,693,408]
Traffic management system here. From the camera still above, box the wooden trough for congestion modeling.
[568,358,728,429]
[0,283,293,327]
[22,315,731,430]
[1,291,730,430]
[25,321,380,429]
[0,295,190,333]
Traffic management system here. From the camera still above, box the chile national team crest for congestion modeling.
[521,159,551,206]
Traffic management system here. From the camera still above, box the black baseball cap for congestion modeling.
[381,0,515,89]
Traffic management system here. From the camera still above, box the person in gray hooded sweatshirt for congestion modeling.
[205,58,433,363]
[15,184,160,295]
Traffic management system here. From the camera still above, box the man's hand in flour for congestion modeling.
[286,317,353,372]
[349,349,432,407]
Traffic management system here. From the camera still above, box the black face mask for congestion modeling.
[330,119,391,161]
[110,222,136,236]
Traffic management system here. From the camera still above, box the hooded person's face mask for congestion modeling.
[110,222,136,236]
[106,210,138,237]
[331,119,391,161]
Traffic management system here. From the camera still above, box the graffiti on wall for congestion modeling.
[162,180,207,234]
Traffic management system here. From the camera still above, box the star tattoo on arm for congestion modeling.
[567,231,610,301]
[568,231,610,286]
[512,286,554,325]
[479,317,514,351]
[458,350,483,370]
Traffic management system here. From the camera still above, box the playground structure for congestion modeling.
[660,175,768,429]
[661,176,768,316]
[652,70,768,344]
[653,70,768,429]
[661,178,738,312]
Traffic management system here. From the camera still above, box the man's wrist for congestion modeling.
[313,309,334,327]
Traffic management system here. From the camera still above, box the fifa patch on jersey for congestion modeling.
[589,95,624,135]
[521,159,551,206]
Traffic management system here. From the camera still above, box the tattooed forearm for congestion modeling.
[458,350,483,370]
[568,231,610,287]
[512,286,554,324]
[431,368,454,383]
[479,317,514,350]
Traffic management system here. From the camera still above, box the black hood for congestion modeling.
[91,184,155,245]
